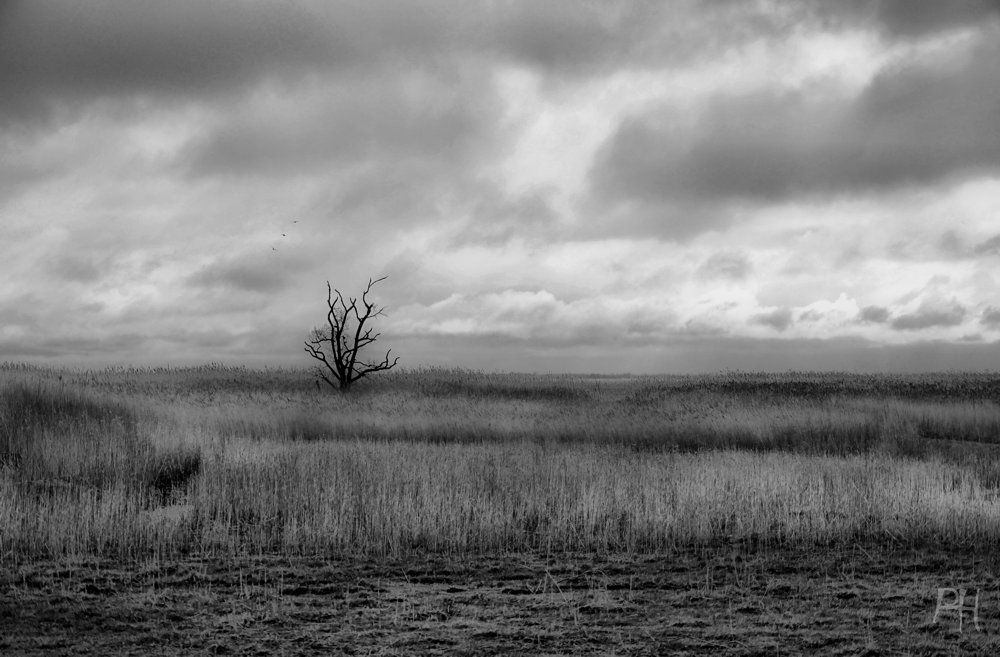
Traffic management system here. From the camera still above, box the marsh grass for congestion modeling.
[2,363,1000,563]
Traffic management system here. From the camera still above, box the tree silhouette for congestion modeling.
[304,276,399,393]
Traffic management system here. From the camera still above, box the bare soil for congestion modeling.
[3,545,1000,655]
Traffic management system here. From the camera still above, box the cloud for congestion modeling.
[891,301,966,330]
[697,251,752,281]
[183,69,498,178]
[51,254,109,284]
[810,0,1000,39]
[186,256,295,294]
[591,91,835,204]
[3,1,1000,372]
[981,307,1000,329]
[858,305,890,324]
[0,0,343,126]
[846,38,1000,182]
[448,187,560,246]
[395,288,680,347]
[974,234,1000,256]
[0,0,728,132]
[474,1,669,74]
[751,308,794,332]
[868,0,1000,37]
[0,294,44,334]
[589,34,1000,232]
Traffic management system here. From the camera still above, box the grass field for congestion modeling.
[3,363,1000,654]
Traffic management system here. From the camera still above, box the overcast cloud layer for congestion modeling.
[2,0,1000,373]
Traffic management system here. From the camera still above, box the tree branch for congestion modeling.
[304,277,398,393]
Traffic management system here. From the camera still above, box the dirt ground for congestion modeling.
[3,544,1000,656]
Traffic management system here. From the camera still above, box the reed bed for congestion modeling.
[2,363,1000,563]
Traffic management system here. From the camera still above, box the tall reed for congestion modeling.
[3,364,1000,563]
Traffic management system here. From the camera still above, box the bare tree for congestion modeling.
[304,276,399,393]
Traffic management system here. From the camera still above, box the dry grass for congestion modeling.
[3,363,1000,564]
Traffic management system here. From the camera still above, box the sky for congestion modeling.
[2,0,1000,374]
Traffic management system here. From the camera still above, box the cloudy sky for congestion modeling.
[2,0,1000,373]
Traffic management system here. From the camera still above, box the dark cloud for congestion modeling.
[981,307,1000,328]
[974,234,1000,256]
[867,0,1000,37]
[184,69,495,178]
[891,302,966,330]
[592,91,836,204]
[810,0,1000,39]
[590,35,1000,231]
[751,308,793,332]
[846,43,1000,185]
[475,1,666,74]
[0,0,707,130]
[4,0,997,130]
[187,257,294,294]
[858,305,890,324]
[51,255,108,283]
[441,1,795,80]
[913,230,1000,261]
[0,0,339,126]
[697,251,751,280]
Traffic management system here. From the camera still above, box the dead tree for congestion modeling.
[304,276,399,393]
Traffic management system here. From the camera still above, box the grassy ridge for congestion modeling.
[2,364,1000,562]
